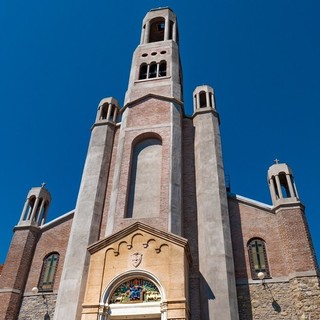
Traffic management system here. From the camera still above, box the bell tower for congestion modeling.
[124,7,182,104]
[106,7,184,236]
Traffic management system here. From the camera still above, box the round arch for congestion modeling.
[100,270,166,320]
[102,270,166,303]
[131,132,162,148]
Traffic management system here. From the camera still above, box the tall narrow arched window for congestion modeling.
[199,91,207,107]
[38,252,60,291]
[158,61,167,77]
[139,64,148,80]
[290,175,297,197]
[23,196,36,220]
[127,137,162,219]
[169,20,174,40]
[35,200,48,225]
[100,103,109,120]
[271,176,279,199]
[279,172,290,197]
[248,239,270,279]
[149,62,157,78]
[149,18,165,43]
[209,92,213,107]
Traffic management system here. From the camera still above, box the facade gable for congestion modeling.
[82,222,191,319]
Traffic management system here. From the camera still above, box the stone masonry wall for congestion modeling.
[237,276,320,319]
[18,294,57,320]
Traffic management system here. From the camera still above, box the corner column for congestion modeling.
[54,98,119,320]
[192,85,238,320]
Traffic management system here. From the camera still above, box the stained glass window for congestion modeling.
[109,278,161,304]
[38,252,59,291]
[248,239,270,279]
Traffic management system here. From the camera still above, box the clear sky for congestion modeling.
[0,1,319,264]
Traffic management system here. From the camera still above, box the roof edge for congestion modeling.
[40,210,75,231]
[228,193,273,211]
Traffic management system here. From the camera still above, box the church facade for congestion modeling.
[0,8,319,320]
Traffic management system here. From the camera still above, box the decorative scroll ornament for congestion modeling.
[131,252,143,268]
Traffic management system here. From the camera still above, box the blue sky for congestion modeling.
[0,0,319,264]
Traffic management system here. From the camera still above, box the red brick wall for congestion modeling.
[18,213,72,319]
[126,97,170,128]
[104,98,177,234]
[0,227,40,319]
[0,293,20,320]
[228,197,317,280]
[24,215,73,293]
[276,206,317,274]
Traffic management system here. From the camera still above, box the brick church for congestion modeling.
[0,7,319,320]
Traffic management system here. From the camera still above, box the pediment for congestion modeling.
[88,222,191,264]
[121,93,183,113]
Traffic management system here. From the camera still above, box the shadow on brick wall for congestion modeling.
[228,197,253,320]
[183,122,201,320]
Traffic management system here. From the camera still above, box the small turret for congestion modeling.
[193,85,216,112]
[268,160,299,207]
[19,183,51,226]
[95,97,120,124]
[0,184,49,318]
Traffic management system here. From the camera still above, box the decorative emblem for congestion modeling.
[131,252,143,268]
